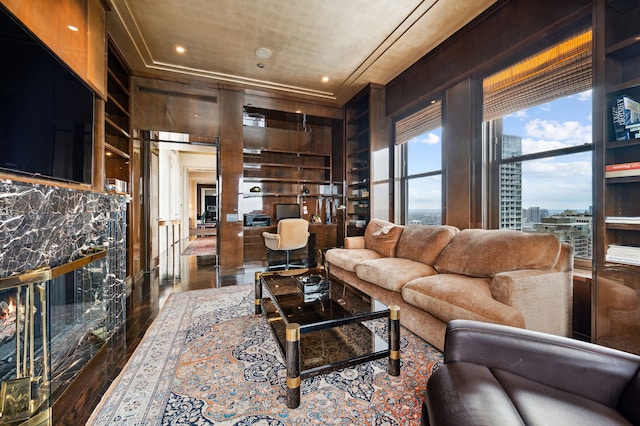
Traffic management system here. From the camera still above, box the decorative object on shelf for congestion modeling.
[611,95,640,141]
[250,186,261,193]
[105,178,128,193]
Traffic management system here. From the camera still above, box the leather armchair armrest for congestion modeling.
[262,232,280,250]
[262,232,279,240]
[443,320,640,407]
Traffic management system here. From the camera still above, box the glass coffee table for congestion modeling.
[254,268,400,408]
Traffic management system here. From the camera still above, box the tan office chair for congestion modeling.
[262,218,310,270]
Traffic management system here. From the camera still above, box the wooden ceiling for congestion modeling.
[107,0,497,105]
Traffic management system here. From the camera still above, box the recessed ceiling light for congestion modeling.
[254,47,272,59]
[321,76,329,83]
[67,25,79,32]
[176,46,186,54]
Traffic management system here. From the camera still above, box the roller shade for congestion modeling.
[483,30,592,121]
[395,100,441,145]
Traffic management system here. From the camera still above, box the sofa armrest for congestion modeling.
[442,319,640,408]
[344,236,365,249]
[489,269,572,337]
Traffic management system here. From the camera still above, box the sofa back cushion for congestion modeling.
[364,219,404,257]
[395,225,459,266]
[435,229,561,277]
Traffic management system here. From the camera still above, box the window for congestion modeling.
[394,101,442,225]
[483,30,593,260]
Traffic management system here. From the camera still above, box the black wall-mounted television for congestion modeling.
[0,6,94,184]
[274,203,301,222]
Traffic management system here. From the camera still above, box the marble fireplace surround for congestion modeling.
[0,179,127,397]
[0,179,125,277]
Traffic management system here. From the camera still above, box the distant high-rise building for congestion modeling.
[526,215,593,258]
[500,135,522,230]
[527,207,542,223]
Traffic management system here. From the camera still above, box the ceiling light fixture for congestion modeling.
[254,47,272,59]
[67,25,79,32]
[321,76,329,83]
[176,46,186,54]
[257,63,265,68]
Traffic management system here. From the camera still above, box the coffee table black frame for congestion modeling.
[254,268,400,408]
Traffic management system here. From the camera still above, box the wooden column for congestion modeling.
[443,78,482,230]
[92,98,105,192]
[218,88,244,273]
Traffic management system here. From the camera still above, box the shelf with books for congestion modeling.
[345,86,372,235]
[594,1,640,353]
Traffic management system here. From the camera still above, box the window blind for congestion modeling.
[483,30,592,121]
[395,100,441,145]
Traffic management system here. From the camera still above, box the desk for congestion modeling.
[243,223,337,265]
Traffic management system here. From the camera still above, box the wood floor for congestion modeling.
[52,250,262,425]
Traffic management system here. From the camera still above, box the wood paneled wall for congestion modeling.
[1,0,107,97]
[443,79,477,230]
[219,89,245,273]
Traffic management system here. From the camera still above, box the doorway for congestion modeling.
[142,131,219,291]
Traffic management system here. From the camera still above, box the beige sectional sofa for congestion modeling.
[325,219,573,351]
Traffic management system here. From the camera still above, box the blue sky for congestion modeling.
[503,90,592,211]
[407,90,593,212]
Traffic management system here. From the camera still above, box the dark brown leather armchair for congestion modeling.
[422,320,640,426]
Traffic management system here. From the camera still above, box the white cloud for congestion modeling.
[506,110,528,119]
[524,158,592,177]
[521,138,566,153]
[522,119,591,153]
[412,132,440,145]
[574,90,592,102]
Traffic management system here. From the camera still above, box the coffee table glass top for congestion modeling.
[260,268,389,331]
[258,268,390,376]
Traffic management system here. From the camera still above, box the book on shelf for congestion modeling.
[606,216,640,224]
[611,95,640,140]
[605,254,640,266]
[608,244,640,256]
[606,244,640,265]
[605,161,640,178]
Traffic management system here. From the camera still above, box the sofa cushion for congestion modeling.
[364,218,404,258]
[354,258,437,292]
[402,274,525,327]
[395,225,459,266]
[435,229,561,278]
[325,248,383,272]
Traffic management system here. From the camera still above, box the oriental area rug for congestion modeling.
[181,236,217,256]
[88,285,443,425]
